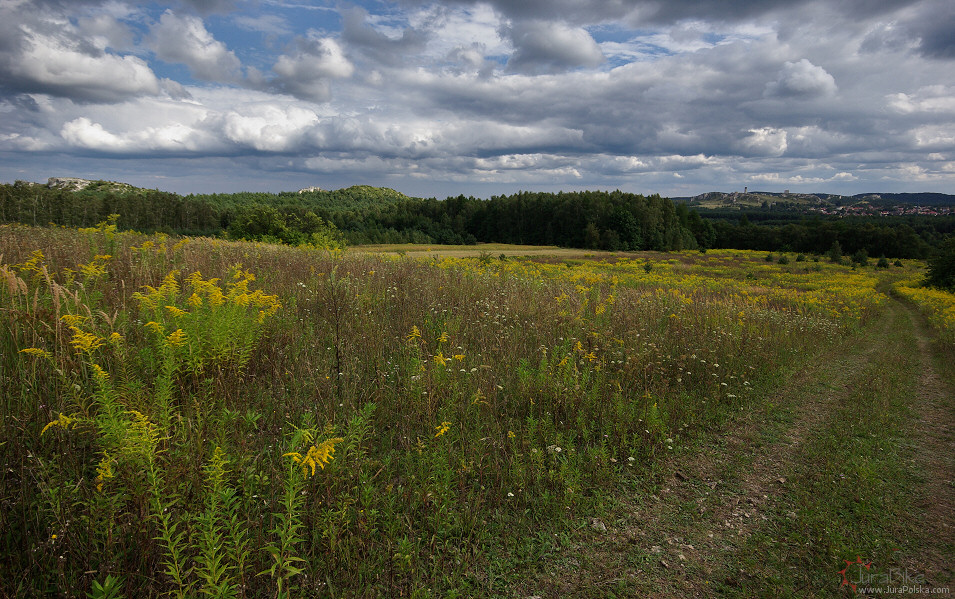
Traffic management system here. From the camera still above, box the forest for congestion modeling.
[2,180,953,258]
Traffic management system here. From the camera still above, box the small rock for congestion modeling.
[590,518,607,532]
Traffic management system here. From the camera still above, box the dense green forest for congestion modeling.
[707,214,955,259]
[1,181,952,258]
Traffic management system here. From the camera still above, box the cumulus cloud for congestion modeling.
[764,59,837,98]
[1,25,161,102]
[271,37,354,102]
[738,127,788,156]
[60,115,216,153]
[221,104,319,152]
[504,20,604,73]
[149,10,243,82]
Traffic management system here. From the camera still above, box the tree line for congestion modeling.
[1,181,952,258]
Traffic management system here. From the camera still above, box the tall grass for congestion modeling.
[1,224,894,597]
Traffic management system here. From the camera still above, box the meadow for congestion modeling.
[1,222,949,597]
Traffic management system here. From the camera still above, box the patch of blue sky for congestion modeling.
[601,39,674,68]
[148,61,200,86]
[201,14,286,71]
[253,1,341,34]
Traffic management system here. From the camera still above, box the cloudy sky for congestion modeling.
[1,0,954,198]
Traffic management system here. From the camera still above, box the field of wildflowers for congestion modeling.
[894,280,955,343]
[0,223,920,597]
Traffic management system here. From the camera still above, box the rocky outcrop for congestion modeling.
[47,177,93,190]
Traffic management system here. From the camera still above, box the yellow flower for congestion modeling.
[508,430,516,439]
[70,327,104,354]
[166,329,187,347]
[95,455,114,492]
[41,413,76,436]
[60,314,87,327]
[406,325,421,340]
[433,352,448,367]
[434,421,451,438]
[90,364,110,383]
[20,347,52,360]
[285,437,344,477]
[144,321,164,334]
[187,293,203,307]
[438,331,449,343]
[453,354,465,362]
[165,305,188,318]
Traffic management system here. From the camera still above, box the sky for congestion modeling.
[1,0,954,198]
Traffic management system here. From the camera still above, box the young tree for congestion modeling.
[827,240,843,263]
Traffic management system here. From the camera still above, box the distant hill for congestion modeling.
[673,190,955,208]
[849,192,955,206]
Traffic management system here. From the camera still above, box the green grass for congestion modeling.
[0,223,948,598]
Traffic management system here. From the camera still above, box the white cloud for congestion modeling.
[271,37,354,102]
[221,104,319,151]
[887,86,955,114]
[764,58,837,98]
[149,10,243,82]
[739,127,788,156]
[61,117,129,150]
[7,26,161,102]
